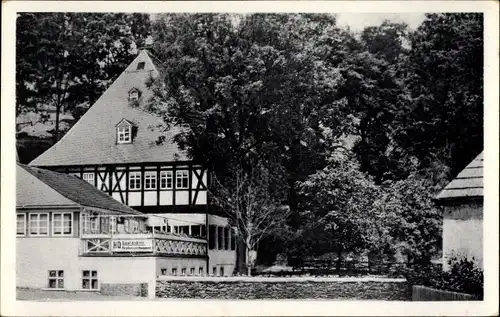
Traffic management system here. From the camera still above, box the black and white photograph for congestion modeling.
[1,1,498,316]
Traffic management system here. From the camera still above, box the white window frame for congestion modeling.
[82,172,95,186]
[29,213,49,236]
[144,171,157,190]
[129,90,139,101]
[82,270,99,290]
[52,212,73,236]
[117,126,132,144]
[176,170,189,189]
[47,270,64,289]
[129,171,141,190]
[160,171,173,189]
[17,214,26,236]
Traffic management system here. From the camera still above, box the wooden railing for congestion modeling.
[81,233,207,257]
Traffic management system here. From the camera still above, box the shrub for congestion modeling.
[405,256,483,298]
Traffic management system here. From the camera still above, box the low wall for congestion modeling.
[412,285,479,301]
[100,283,148,297]
[156,277,410,300]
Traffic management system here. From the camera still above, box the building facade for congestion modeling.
[17,164,210,298]
[29,50,236,276]
[435,151,483,270]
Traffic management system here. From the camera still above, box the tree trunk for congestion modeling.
[336,248,342,275]
[245,237,252,276]
[54,103,61,144]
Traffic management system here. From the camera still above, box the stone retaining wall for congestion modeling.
[100,283,148,297]
[412,285,480,301]
[156,278,410,300]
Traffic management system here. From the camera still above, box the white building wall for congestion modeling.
[442,203,483,270]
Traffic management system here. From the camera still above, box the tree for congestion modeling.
[211,164,290,275]
[16,13,151,142]
[398,13,483,179]
[334,21,413,183]
[373,174,442,263]
[295,151,379,269]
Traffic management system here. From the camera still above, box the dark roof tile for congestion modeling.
[436,151,483,200]
[18,164,143,215]
[30,50,188,167]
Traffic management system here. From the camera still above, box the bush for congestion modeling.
[405,257,483,298]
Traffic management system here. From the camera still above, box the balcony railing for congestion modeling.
[81,232,207,257]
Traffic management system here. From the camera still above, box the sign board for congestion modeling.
[111,239,153,252]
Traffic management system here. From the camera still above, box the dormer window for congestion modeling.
[117,126,131,143]
[129,88,141,102]
[115,119,135,144]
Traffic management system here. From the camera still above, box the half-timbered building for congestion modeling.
[30,50,236,276]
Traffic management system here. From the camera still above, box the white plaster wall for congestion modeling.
[17,238,81,289]
[17,237,159,290]
[442,203,483,270]
[78,257,156,285]
[159,191,173,205]
[175,191,189,205]
[143,191,157,206]
[443,218,483,270]
[209,250,236,276]
[155,257,207,276]
[128,192,141,206]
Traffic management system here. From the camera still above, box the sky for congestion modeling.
[336,13,426,31]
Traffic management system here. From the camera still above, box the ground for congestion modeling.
[16,288,147,301]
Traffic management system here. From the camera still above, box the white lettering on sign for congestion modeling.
[112,239,153,252]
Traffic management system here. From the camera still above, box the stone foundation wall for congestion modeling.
[100,283,148,297]
[412,285,479,301]
[156,278,410,300]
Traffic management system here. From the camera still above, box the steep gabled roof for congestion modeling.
[17,164,143,215]
[436,151,483,200]
[30,50,188,167]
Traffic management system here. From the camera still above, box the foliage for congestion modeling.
[372,174,442,262]
[398,13,483,179]
[405,256,483,298]
[294,152,379,258]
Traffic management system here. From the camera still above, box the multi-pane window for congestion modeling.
[29,213,49,236]
[209,225,216,250]
[129,90,139,101]
[160,171,173,189]
[129,171,141,190]
[191,225,201,238]
[53,212,72,236]
[82,172,95,186]
[224,227,230,250]
[199,267,204,276]
[231,228,236,251]
[48,270,64,289]
[117,126,131,143]
[190,268,195,276]
[176,170,189,189]
[181,268,187,276]
[144,171,157,190]
[82,270,98,290]
[17,214,26,236]
[218,226,224,250]
[179,226,189,235]
[171,268,177,276]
